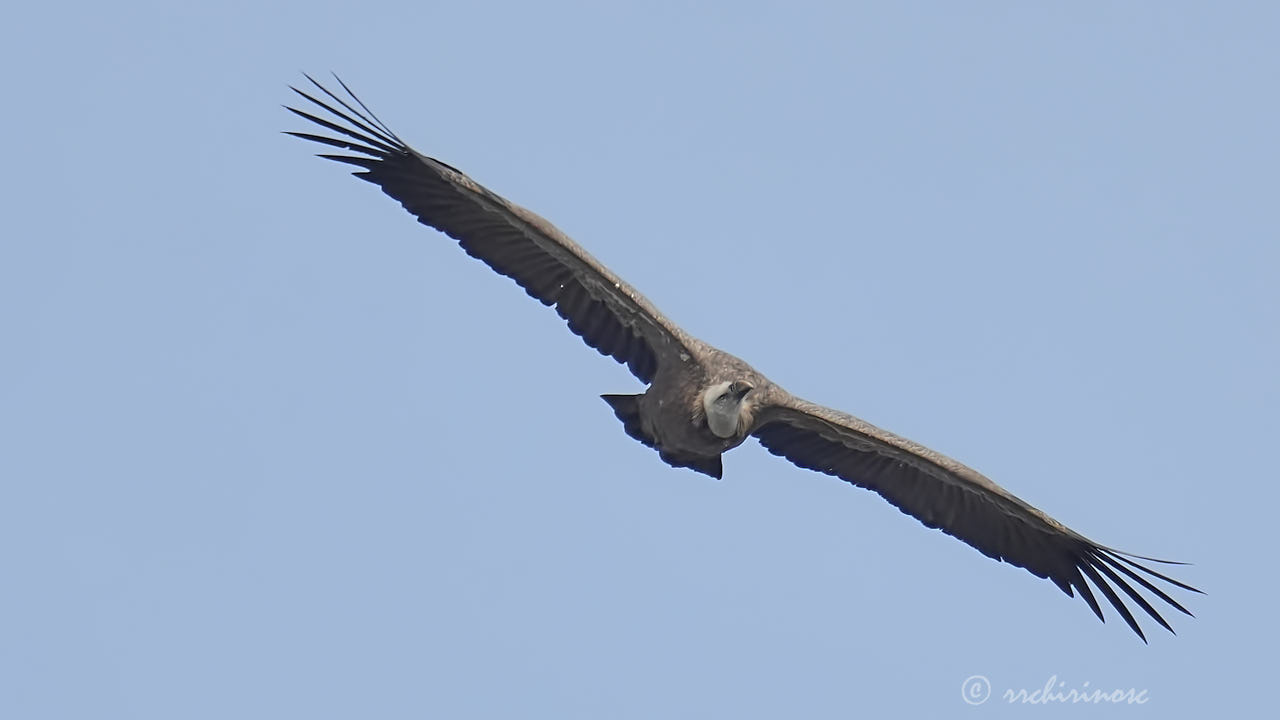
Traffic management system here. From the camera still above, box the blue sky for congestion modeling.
[3,2,1276,717]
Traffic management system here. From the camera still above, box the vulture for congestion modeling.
[286,74,1199,641]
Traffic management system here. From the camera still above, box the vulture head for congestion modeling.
[703,380,755,438]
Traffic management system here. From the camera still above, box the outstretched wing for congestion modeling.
[286,75,697,384]
[751,394,1200,641]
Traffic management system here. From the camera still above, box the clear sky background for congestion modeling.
[3,2,1276,717]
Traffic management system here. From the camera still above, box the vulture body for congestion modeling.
[287,75,1199,641]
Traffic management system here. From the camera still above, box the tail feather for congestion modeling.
[601,394,655,448]
[600,394,724,479]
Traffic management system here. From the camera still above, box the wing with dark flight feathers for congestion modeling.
[751,394,1201,641]
[285,74,697,384]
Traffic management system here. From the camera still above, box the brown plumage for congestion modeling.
[286,74,1200,641]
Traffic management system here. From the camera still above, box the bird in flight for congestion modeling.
[286,74,1199,641]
